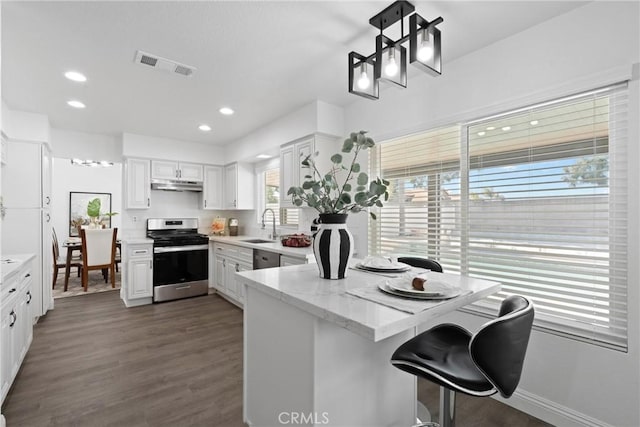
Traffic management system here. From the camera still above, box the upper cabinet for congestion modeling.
[202,165,223,210]
[280,134,339,208]
[1,140,43,209]
[151,160,203,182]
[224,162,254,210]
[125,158,151,209]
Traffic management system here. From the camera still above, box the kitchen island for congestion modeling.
[237,263,501,427]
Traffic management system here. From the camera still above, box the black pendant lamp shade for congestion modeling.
[348,0,443,100]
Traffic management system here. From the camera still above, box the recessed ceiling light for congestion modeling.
[477,131,486,136]
[530,120,539,125]
[198,124,212,132]
[219,107,234,115]
[256,154,272,159]
[501,126,511,131]
[486,126,495,131]
[64,71,87,82]
[67,100,86,109]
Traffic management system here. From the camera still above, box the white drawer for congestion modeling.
[214,243,252,264]
[127,245,153,259]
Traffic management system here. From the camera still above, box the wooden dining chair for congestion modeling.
[79,228,118,292]
[52,227,82,290]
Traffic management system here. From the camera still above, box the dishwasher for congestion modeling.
[253,249,280,270]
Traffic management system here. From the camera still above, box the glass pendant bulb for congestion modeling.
[357,63,370,90]
[417,28,434,62]
[384,49,398,77]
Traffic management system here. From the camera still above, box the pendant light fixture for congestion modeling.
[348,0,443,100]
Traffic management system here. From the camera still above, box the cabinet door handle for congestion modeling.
[223,259,226,267]
[134,249,148,254]
[147,198,150,207]
[8,288,16,293]
[45,196,51,205]
[46,213,51,222]
[26,291,32,304]
[24,273,31,279]
[9,310,16,328]
[149,261,152,269]
[204,200,207,208]
[235,263,239,272]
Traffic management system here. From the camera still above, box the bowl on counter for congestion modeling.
[280,234,312,247]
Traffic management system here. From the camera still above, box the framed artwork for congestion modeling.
[69,191,112,236]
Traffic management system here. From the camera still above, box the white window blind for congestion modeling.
[369,125,463,273]
[257,167,298,226]
[369,83,629,351]
[466,84,628,350]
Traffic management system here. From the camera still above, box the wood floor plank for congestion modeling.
[3,290,551,426]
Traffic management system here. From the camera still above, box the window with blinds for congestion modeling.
[369,83,629,350]
[259,167,298,226]
[369,125,463,273]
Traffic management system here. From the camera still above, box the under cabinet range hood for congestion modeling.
[150,179,203,192]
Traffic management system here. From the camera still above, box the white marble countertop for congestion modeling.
[1,253,36,286]
[209,235,315,261]
[237,263,501,342]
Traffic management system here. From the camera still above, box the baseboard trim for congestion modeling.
[493,389,614,427]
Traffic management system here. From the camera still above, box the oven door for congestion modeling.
[153,245,209,286]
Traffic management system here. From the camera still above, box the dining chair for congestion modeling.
[79,228,118,291]
[391,295,534,427]
[52,227,82,290]
[397,257,443,273]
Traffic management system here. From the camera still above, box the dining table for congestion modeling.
[237,260,502,427]
[62,237,121,289]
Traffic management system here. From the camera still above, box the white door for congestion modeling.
[178,163,204,182]
[224,164,237,209]
[127,259,153,299]
[41,210,53,314]
[280,145,294,208]
[203,166,223,210]
[151,160,179,180]
[224,260,238,299]
[126,159,151,209]
[214,257,225,292]
[0,299,15,401]
[41,145,52,208]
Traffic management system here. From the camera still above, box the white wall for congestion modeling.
[1,103,49,143]
[122,132,223,164]
[344,2,640,427]
[224,100,345,163]
[51,158,122,243]
[50,128,122,163]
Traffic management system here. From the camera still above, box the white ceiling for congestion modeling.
[1,1,587,146]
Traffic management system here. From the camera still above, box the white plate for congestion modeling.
[357,257,410,271]
[379,281,462,300]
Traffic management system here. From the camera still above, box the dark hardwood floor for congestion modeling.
[3,291,551,427]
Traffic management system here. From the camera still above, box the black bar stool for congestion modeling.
[391,295,534,427]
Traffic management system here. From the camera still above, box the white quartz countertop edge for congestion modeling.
[120,237,154,244]
[238,265,501,342]
[209,235,315,260]
[1,253,36,285]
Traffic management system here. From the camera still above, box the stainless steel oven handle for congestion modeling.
[153,245,209,253]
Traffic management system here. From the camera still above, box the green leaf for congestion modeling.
[342,139,354,153]
[294,199,303,207]
[354,192,367,204]
[357,172,368,185]
[357,185,365,192]
[369,212,377,220]
[382,179,390,186]
[340,193,351,204]
[343,183,352,192]
[302,181,313,190]
[87,198,101,217]
[330,154,343,164]
[375,200,383,207]
[351,163,360,173]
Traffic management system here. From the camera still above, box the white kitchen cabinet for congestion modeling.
[1,258,34,405]
[1,140,53,318]
[125,158,151,209]
[212,242,253,306]
[280,134,339,208]
[224,162,254,210]
[0,133,7,165]
[202,165,223,210]
[151,160,203,182]
[121,242,153,307]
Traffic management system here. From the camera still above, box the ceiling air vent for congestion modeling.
[134,50,197,77]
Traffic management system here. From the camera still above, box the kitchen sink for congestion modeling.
[241,239,274,244]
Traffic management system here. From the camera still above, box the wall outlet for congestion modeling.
[132,216,137,222]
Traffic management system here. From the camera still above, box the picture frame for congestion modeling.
[69,191,112,236]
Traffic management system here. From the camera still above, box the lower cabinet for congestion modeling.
[211,242,252,306]
[280,254,308,266]
[1,259,34,405]
[121,242,153,307]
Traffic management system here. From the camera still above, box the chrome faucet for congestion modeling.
[261,208,277,240]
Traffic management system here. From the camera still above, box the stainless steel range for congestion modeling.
[147,218,209,303]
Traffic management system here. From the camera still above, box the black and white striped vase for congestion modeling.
[312,213,353,280]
